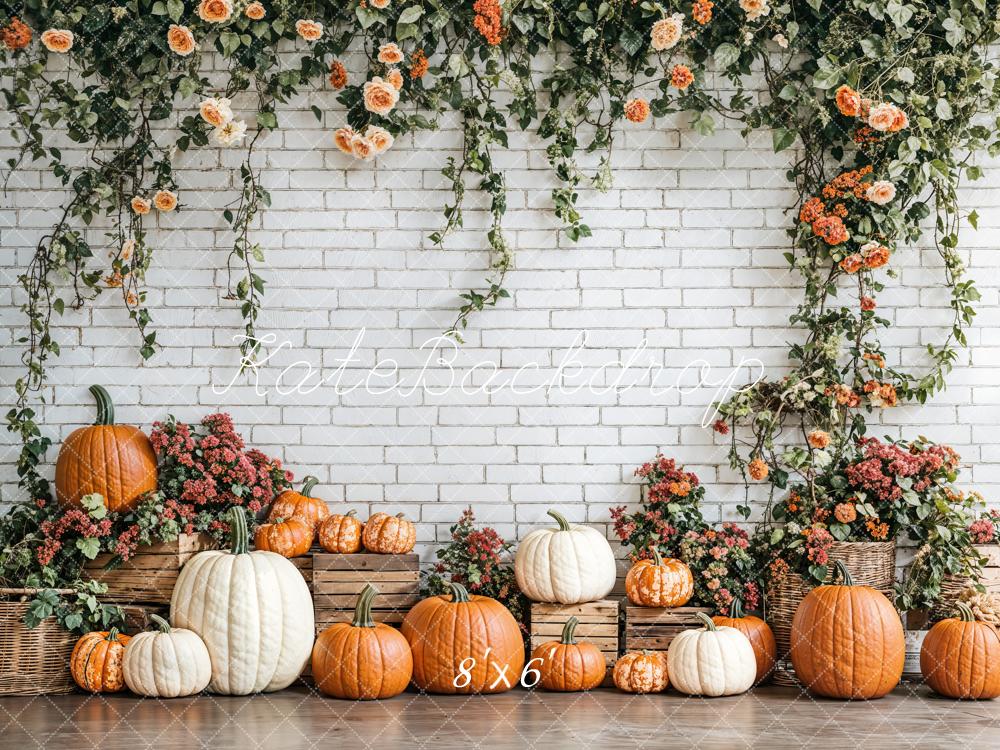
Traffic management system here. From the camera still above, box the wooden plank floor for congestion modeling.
[0,685,997,749]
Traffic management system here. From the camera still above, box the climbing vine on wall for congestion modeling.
[2,0,1000,503]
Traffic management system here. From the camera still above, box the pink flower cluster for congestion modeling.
[38,508,113,566]
[679,522,759,613]
[969,510,1000,544]
[636,454,700,502]
[845,437,958,502]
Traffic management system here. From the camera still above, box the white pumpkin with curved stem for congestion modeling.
[667,613,757,697]
[123,614,211,698]
[514,509,617,604]
[170,507,315,695]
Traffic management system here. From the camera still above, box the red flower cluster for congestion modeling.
[37,509,113,566]
[969,510,1000,544]
[804,525,834,566]
[636,454,700,501]
[845,437,957,503]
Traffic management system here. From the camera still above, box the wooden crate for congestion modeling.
[84,533,216,605]
[117,603,168,632]
[623,605,713,651]
[289,552,314,594]
[529,600,620,666]
[312,553,420,633]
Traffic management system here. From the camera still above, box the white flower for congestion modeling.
[740,0,771,22]
[213,119,247,147]
[772,33,788,49]
[650,14,684,52]
[865,180,897,205]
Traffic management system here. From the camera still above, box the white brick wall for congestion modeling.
[3,50,1000,565]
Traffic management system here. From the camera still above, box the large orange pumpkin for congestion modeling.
[70,627,131,693]
[363,512,416,554]
[531,616,606,692]
[318,510,363,553]
[312,584,413,700]
[790,560,904,699]
[254,516,313,557]
[625,547,694,608]
[268,476,330,533]
[612,650,669,694]
[401,582,525,694]
[713,598,776,685]
[55,385,157,512]
[920,602,1000,700]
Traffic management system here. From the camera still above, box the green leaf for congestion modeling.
[772,128,796,152]
[714,43,740,70]
[76,537,101,560]
[166,0,184,23]
[935,98,953,120]
[256,111,278,129]
[397,6,424,23]
[80,493,107,519]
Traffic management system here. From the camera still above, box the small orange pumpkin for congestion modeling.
[254,516,313,558]
[312,584,413,700]
[712,598,776,685]
[318,510,364,553]
[268,476,330,533]
[920,602,1000,700]
[612,650,669,694]
[70,627,131,693]
[625,546,694,608]
[363,512,416,554]
[531,616,607,692]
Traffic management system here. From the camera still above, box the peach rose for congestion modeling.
[839,254,863,274]
[387,68,403,91]
[154,190,178,212]
[245,2,266,20]
[350,133,375,161]
[366,125,394,154]
[198,0,233,23]
[889,107,909,132]
[377,42,404,64]
[40,28,73,53]
[199,97,233,127]
[807,430,830,449]
[835,85,861,117]
[865,180,896,205]
[861,241,890,269]
[1,17,33,51]
[650,14,683,51]
[370,0,390,7]
[868,102,899,132]
[167,25,196,56]
[295,19,323,41]
[740,0,771,21]
[624,98,650,124]
[130,196,151,215]
[333,127,355,155]
[120,239,135,261]
[362,76,399,116]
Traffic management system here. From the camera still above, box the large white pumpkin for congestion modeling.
[667,613,757,697]
[514,509,616,604]
[170,507,315,695]
[123,614,212,698]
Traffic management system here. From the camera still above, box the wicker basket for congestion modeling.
[0,588,76,696]
[929,545,1000,623]
[767,541,896,686]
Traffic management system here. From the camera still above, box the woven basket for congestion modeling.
[0,588,76,696]
[929,545,1000,623]
[767,541,896,686]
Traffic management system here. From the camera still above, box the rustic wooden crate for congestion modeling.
[289,552,314,594]
[529,600,620,666]
[312,552,420,634]
[84,533,216,605]
[117,603,168,633]
[623,605,713,651]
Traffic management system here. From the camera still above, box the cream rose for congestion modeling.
[198,0,233,23]
[130,196,151,215]
[199,97,233,127]
[740,0,771,21]
[868,102,899,132]
[40,28,74,53]
[865,180,896,206]
[167,25,196,56]
[366,125,394,154]
[650,14,683,52]
[363,76,399,116]
[295,19,323,41]
[213,119,247,147]
[333,127,355,155]
[377,42,404,64]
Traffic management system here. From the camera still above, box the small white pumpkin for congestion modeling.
[668,613,757,697]
[514,509,616,604]
[123,614,211,698]
[170,507,315,695]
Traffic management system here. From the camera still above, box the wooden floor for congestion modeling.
[1,684,998,749]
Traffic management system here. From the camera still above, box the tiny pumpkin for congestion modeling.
[668,613,756,697]
[254,516,313,558]
[712,598,776,685]
[363,512,416,554]
[312,584,413,700]
[123,614,212,698]
[318,510,364,554]
[790,560,904,700]
[55,385,157,512]
[612,650,669,694]
[269,475,330,533]
[531,616,607,692]
[625,547,694,608]
[920,602,1000,700]
[70,627,131,693]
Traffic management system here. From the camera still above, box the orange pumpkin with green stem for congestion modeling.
[713,598,776,685]
[625,546,693,607]
[531,616,606,692]
[613,650,669,694]
[318,510,363,553]
[920,602,1000,699]
[254,516,313,558]
[268,476,330,533]
[363,512,416,554]
[70,627,132,693]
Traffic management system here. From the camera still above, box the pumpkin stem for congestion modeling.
[833,560,854,586]
[955,602,976,622]
[89,385,115,425]
[149,614,171,633]
[107,627,121,642]
[395,512,406,519]
[345,510,357,518]
[229,506,250,555]
[547,509,571,531]
[301,476,319,496]
[728,598,744,619]
[696,612,718,631]
[561,616,580,644]
[352,584,378,628]
[447,581,470,603]
[650,546,664,566]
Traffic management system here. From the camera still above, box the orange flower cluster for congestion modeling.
[786,491,801,513]
[1,17,32,50]
[834,502,857,524]
[329,60,347,89]
[668,480,691,496]
[692,0,714,25]
[409,48,429,79]
[864,380,898,407]
[670,64,694,89]
[853,125,880,146]
[812,215,849,245]
[863,352,885,369]
[799,165,880,246]
[748,457,769,481]
[865,516,890,540]
[624,98,650,123]
[827,383,860,408]
[822,165,873,200]
[473,0,506,46]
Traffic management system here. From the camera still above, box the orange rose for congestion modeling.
[130,196,151,215]
[350,133,374,161]
[807,430,830,449]
[333,127,355,155]
[167,24,196,56]
[199,97,233,127]
[40,28,73,53]
[154,190,178,212]
[329,60,348,89]
[889,107,909,132]
[362,76,399,116]
[295,19,323,41]
[839,253,863,274]
[861,241,890,269]
[834,85,860,117]
[198,0,233,23]
[377,42,404,64]
[370,0,390,7]
[387,68,403,91]
[245,2,266,20]
[366,126,394,154]
[624,98,650,123]
[670,64,694,90]
[1,17,33,50]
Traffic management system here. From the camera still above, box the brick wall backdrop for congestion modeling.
[3,48,999,570]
